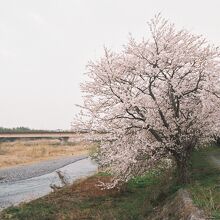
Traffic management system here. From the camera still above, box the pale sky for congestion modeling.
[0,0,220,130]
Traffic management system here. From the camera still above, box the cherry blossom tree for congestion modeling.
[75,15,220,186]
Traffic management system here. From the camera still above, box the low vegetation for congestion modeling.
[0,139,93,168]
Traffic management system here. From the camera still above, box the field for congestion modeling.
[0,139,93,168]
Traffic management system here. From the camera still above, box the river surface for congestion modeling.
[0,158,97,210]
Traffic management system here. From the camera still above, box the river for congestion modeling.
[0,158,97,210]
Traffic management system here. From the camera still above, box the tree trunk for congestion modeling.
[176,159,190,184]
[172,142,194,184]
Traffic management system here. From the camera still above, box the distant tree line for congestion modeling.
[0,127,62,133]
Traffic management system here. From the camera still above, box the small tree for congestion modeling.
[76,15,220,187]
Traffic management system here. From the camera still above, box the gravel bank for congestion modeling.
[0,155,87,184]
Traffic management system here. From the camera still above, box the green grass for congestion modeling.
[88,169,175,219]
[188,146,220,219]
[2,203,56,220]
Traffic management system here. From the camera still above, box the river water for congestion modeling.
[0,158,97,210]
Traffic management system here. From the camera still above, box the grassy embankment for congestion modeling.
[0,139,93,168]
[0,146,220,220]
[188,146,220,219]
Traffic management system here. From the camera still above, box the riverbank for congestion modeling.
[0,161,176,219]
[1,147,220,219]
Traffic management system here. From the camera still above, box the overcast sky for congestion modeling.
[0,0,220,130]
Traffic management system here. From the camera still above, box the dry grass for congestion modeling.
[0,139,94,168]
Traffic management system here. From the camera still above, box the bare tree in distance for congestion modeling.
[74,14,220,187]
